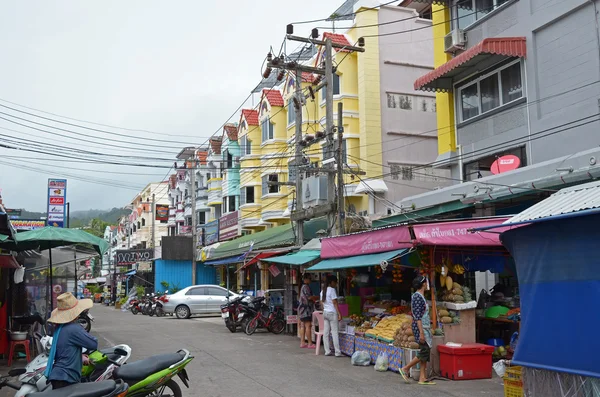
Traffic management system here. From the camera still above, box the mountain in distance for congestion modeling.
[19,207,129,227]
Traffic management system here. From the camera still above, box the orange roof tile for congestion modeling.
[196,150,208,165]
[262,89,285,107]
[223,124,238,141]
[241,109,259,126]
[209,136,223,154]
[323,32,352,52]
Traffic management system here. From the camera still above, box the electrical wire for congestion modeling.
[290,0,400,25]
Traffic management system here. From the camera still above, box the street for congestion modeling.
[88,304,504,397]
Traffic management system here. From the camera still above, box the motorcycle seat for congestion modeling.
[113,352,184,382]
[98,348,122,363]
[29,380,117,397]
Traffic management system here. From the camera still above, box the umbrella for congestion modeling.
[0,227,109,311]
[0,234,9,243]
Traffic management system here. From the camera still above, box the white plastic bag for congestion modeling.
[493,359,507,377]
[374,352,389,372]
[351,351,371,366]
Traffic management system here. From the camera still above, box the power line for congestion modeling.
[290,0,399,25]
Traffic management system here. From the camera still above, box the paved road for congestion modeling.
[90,304,504,397]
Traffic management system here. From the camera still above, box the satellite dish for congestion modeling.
[380,260,388,272]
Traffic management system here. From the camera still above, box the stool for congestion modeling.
[8,340,31,367]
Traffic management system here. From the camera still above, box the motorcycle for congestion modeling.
[78,310,94,332]
[220,295,253,333]
[151,292,168,317]
[1,372,128,397]
[14,335,132,397]
[141,294,154,316]
[129,298,141,315]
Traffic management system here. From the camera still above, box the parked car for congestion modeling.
[162,285,239,319]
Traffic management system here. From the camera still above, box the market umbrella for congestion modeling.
[1,227,109,311]
[0,234,9,243]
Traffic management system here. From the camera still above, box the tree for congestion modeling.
[83,218,110,238]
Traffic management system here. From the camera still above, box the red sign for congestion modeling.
[321,224,412,259]
[49,197,64,205]
[412,217,511,246]
[268,264,281,277]
[491,155,521,175]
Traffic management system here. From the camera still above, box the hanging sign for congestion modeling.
[268,264,281,278]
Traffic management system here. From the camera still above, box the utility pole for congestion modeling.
[336,102,345,235]
[324,37,336,236]
[151,193,156,250]
[294,68,304,247]
[191,157,197,285]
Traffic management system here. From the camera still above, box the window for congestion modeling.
[141,218,146,227]
[463,146,526,181]
[332,73,340,95]
[457,60,523,122]
[454,0,511,29]
[208,287,228,297]
[262,174,279,195]
[261,118,274,142]
[228,196,236,212]
[240,135,251,156]
[196,211,206,225]
[287,99,296,125]
[387,93,436,112]
[186,287,206,296]
[419,6,432,19]
[241,186,255,205]
[390,163,447,182]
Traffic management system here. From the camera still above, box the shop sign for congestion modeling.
[4,209,21,219]
[47,178,67,228]
[155,204,169,221]
[219,211,240,241]
[286,315,298,324]
[320,225,412,259]
[12,219,46,230]
[491,155,521,175]
[115,249,153,266]
[268,264,281,277]
[203,220,219,246]
[412,217,510,246]
[180,225,192,234]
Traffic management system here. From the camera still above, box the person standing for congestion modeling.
[298,273,316,349]
[321,275,343,357]
[400,275,435,385]
[45,292,98,389]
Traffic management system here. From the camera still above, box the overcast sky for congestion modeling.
[0,0,343,212]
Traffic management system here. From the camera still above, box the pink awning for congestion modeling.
[321,225,412,259]
[412,218,512,246]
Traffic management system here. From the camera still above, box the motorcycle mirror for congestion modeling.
[165,290,169,294]
[114,348,128,357]
[8,368,26,377]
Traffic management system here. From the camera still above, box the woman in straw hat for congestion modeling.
[44,292,98,389]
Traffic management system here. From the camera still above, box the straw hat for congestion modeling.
[48,292,93,324]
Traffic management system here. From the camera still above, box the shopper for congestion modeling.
[298,273,316,349]
[400,275,435,385]
[321,275,343,357]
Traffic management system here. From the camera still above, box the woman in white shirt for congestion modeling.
[320,275,343,357]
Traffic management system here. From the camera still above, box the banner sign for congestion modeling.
[412,217,510,246]
[321,224,412,259]
[155,204,169,221]
[203,220,219,246]
[115,249,154,266]
[12,219,46,230]
[47,179,67,228]
[219,211,240,241]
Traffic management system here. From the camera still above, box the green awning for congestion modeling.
[206,218,327,261]
[307,248,409,271]
[263,250,321,266]
[372,201,472,228]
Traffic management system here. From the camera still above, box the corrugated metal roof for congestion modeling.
[506,180,600,224]
[327,0,359,21]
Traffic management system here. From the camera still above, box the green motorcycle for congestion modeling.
[111,349,193,397]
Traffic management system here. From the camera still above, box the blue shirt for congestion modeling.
[48,323,98,384]
[411,292,427,343]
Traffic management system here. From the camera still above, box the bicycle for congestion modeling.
[244,301,285,335]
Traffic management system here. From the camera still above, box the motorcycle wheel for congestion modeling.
[156,307,165,317]
[268,319,285,334]
[244,317,259,335]
[158,379,182,397]
[225,319,236,333]
[78,316,91,332]
[131,307,139,315]
[149,309,155,317]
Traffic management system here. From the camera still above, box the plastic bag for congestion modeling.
[493,359,507,378]
[351,351,371,366]
[374,353,389,372]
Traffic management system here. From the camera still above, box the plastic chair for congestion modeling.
[312,311,324,355]
[7,340,31,367]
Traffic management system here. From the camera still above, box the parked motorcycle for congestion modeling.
[220,295,253,333]
[141,295,153,316]
[129,298,141,315]
[78,309,94,332]
[151,292,168,317]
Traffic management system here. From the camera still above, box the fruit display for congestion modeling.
[349,314,366,326]
[389,306,409,315]
[392,265,403,284]
[366,314,412,342]
[355,322,372,333]
[375,265,383,279]
[440,281,473,303]
[393,320,420,350]
[453,264,465,275]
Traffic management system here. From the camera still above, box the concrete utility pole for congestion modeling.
[191,158,197,285]
[151,193,156,249]
[324,38,336,235]
[294,68,304,247]
[336,102,345,236]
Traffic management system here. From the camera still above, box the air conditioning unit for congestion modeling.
[444,29,467,53]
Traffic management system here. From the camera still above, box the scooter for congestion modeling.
[129,298,141,315]
[0,372,129,397]
[151,292,168,317]
[14,335,132,397]
[78,310,94,332]
[220,295,253,333]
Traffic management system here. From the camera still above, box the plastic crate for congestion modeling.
[503,366,523,397]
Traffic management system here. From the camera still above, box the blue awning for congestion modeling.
[307,249,410,271]
[125,270,136,276]
[204,254,248,266]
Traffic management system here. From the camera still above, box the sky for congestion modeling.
[0,0,344,212]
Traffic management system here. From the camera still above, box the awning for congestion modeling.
[354,179,389,195]
[414,37,526,92]
[0,255,19,269]
[236,251,288,272]
[307,249,409,271]
[204,253,249,266]
[263,250,321,266]
[125,270,136,276]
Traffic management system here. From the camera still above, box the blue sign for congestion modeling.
[47,179,67,228]
[203,220,219,246]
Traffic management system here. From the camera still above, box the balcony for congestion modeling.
[208,178,222,206]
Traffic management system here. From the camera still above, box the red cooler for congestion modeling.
[437,343,495,380]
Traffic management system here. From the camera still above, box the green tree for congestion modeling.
[83,218,110,238]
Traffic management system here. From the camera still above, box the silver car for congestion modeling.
[163,285,238,319]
